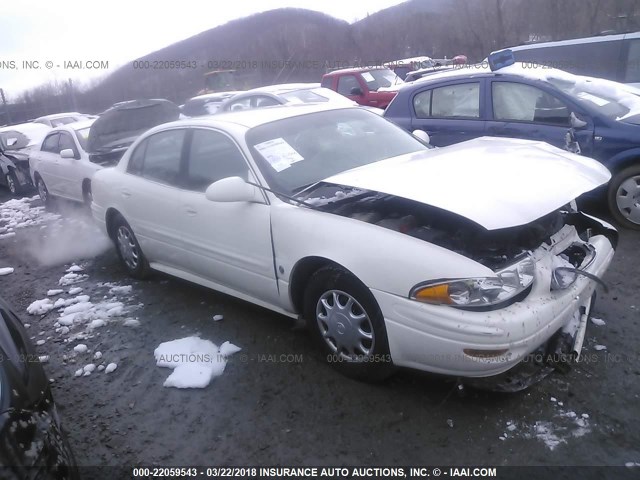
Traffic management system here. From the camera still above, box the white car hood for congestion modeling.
[323,137,611,230]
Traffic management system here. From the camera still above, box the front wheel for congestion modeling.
[607,165,640,230]
[112,214,150,279]
[303,266,395,381]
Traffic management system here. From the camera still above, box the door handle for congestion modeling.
[121,188,132,198]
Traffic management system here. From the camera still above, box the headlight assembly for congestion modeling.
[410,256,535,309]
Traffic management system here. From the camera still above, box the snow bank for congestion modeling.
[154,336,241,389]
[0,197,61,240]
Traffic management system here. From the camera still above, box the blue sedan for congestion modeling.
[384,65,640,229]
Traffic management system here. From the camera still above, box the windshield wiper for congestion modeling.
[246,181,318,208]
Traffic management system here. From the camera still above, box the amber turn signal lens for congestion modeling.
[413,284,453,304]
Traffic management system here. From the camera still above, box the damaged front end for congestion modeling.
[306,184,617,391]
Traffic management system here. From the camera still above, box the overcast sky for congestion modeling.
[0,0,406,99]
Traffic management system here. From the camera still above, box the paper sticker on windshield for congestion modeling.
[576,92,608,107]
[254,138,304,172]
[361,72,375,82]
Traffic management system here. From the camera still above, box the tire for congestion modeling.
[5,170,19,195]
[303,266,395,381]
[82,181,92,207]
[111,214,150,279]
[35,175,54,208]
[607,165,640,230]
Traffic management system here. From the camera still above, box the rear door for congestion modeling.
[486,80,594,154]
[409,79,486,146]
[178,128,278,304]
[117,128,188,267]
[34,133,62,195]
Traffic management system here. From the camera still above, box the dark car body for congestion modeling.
[321,67,401,108]
[384,69,640,228]
[0,124,51,195]
[88,99,181,166]
[0,297,79,479]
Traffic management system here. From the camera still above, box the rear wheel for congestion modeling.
[304,266,395,381]
[5,171,19,195]
[35,175,53,208]
[111,214,150,279]
[608,165,640,230]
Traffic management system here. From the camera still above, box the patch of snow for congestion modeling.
[36,339,45,346]
[83,363,96,373]
[154,336,240,389]
[73,344,88,353]
[68,287,83,295]
[59,272,88,286]
[212,314,224,321]
[27,298,54,315]
[105,363,117,374]
[594,344,607,351]
[123,318,140,327]
[47,289,64,296]
[62,301,93,315]
[109,285,132,295]
[219,341,241,357]
[590,317,606,326]
[97,365,105,371]
[94,351,102,360]
[88,319,106,329]
[66,265,84,273]
[0,267,14,275]
[74,369,83,377]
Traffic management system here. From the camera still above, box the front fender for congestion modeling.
[605,147,640,172]
[271,203,492,299]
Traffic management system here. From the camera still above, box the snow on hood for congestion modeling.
[323,137,610,230]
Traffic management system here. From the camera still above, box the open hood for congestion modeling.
[87,99,180,153]
[323,137,610,230]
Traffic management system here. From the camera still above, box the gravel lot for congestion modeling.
[0,190,639,471]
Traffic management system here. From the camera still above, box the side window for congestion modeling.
[320,77,332,89]
[227,98,251,111]
[58,133,76,155]
[493,82,570,126]
[413,90,432,118]
[41,133,60,153]
[625,39,640,83]
[254,96,280,108]
[139,129,186,186]
[431,83,480,118]
[127,139,148,176]
[185,129,249,192]
[337,75,361,96]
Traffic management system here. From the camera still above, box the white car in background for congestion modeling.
[29,119,97,205]
[90,104,616,390]
[217,83,383,114]
[33,112,94,127]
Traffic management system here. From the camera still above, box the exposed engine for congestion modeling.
[309,185,614,270]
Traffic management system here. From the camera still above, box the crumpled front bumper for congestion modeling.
[374,214,616,388]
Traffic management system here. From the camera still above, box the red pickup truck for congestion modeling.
[321,67,402,109]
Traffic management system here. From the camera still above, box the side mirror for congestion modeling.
[205,176,262,203]
[412,129,430,144]
[60,148,76,159]
[570,112,588,129]
[350,87,364,96]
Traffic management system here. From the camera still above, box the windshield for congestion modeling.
[246,108,426,195]
[548,77,640,123]
[361,69,403,91]
[75,127,90,151]
[281,88,353,105]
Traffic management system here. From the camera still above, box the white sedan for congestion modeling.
[90,104,616,389]
[29,119,97,205]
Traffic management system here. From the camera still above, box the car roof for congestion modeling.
[188,91,244,102]
[48,119,95,133]
[34,112,83,121]
[325,66,392,75]
[244,83,322,95]
[147,103,357,132]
